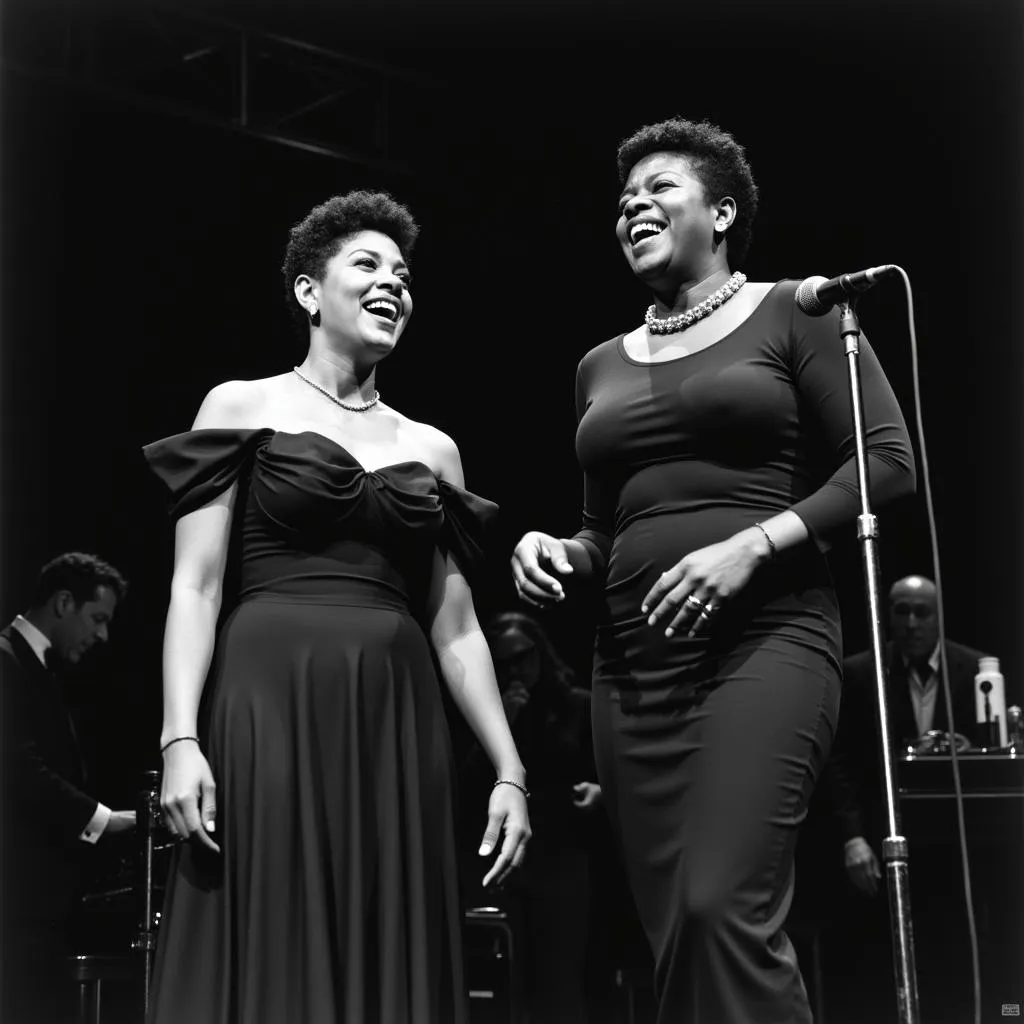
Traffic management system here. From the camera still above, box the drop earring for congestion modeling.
[308,304,320,327]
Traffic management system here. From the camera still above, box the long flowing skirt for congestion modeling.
[149,596,466,1024]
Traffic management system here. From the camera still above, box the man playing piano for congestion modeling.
[1,552,136,1023]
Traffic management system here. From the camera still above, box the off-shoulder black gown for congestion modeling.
[143,429,495,1024]
[573,282,916,1023]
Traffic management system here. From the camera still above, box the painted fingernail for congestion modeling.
[648,615,656,626]
[665,628,674,637]
[640,604,648,613]
[479,843,491,855]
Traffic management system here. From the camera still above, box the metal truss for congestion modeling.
[1,2,445,175]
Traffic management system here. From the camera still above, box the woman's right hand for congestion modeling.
[161,739,220,853]
[511,532,573,606]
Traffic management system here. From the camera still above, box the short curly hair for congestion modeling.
[33,552,128,608]
[280,190,420,335]
[616,118,759,268]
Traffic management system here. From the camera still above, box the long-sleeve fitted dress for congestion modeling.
[143,428,496,1024]
[572,281,916,1023]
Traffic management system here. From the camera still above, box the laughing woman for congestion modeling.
[144,191,530,1024]
[511,120,915,1023]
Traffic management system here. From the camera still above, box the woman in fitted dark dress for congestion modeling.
[512,119,915,1023]
[144,192,530,1024]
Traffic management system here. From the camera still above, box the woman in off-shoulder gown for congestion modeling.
[143,191,530,1024]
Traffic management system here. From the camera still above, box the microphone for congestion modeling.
[795,265,898,316]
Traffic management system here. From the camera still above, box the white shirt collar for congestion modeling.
[12,615,52,668]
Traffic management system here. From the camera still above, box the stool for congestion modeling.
[66,953,137,1024]
[463,907,524,1024]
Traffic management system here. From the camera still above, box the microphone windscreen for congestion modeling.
[795,275,831,317]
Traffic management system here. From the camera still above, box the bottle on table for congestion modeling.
[974,657,1008,749]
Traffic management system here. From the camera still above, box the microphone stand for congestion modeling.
[132,769,160,1018]
[837,299,920,1024]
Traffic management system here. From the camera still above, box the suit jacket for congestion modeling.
[0,623,98,950]
[821,638,986,844]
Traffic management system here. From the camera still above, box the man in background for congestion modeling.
[1,551,136,1023]
[818,574,991,1023]
[827,574,985,894]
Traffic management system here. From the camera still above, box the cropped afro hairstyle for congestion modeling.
[281,190,420,336]
[33,552,128,608]
[616,118,759,268]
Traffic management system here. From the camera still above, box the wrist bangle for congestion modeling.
[161,736,200,756]
[493,779,530,799]
[754,522,777,560]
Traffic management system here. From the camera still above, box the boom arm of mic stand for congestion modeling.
[838,300,920,1024]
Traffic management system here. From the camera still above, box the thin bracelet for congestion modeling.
[493,779,530,799]
[160,736,200,756]
[754,522,778,559]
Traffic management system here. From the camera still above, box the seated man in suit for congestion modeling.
[829,574,986,894]
[1,552,136,1023]
[818,574,990,1023]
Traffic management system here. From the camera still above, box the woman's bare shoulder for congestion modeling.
[192,375,287,429]
[387,408,463,485]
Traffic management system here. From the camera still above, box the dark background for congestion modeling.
[1,0,1021,1017]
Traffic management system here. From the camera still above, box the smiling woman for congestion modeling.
[283,192,416,393]
[512,118,917,1024]
[141,191,531,1024]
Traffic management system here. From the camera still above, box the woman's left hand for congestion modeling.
[480,782,532,888]
[641,527,772,638]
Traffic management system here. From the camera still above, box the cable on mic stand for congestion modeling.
[896,265,983,1024]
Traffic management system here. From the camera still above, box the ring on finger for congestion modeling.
[684,594,707,612]
[694,602,718,624]
[687,603,717,634]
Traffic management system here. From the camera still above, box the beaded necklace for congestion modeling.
[644,271,747,335]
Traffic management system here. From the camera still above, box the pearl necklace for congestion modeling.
[292,367,380,412]
[644,271,747,335]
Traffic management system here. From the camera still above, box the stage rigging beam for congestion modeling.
[1,1,444,176]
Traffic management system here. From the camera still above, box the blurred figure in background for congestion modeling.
[461,611,601,1024]
[1,552,135,1024]
[818,574,996,1023]
[825,575,987,899]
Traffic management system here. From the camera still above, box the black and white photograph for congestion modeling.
[1,1,1021,1022]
